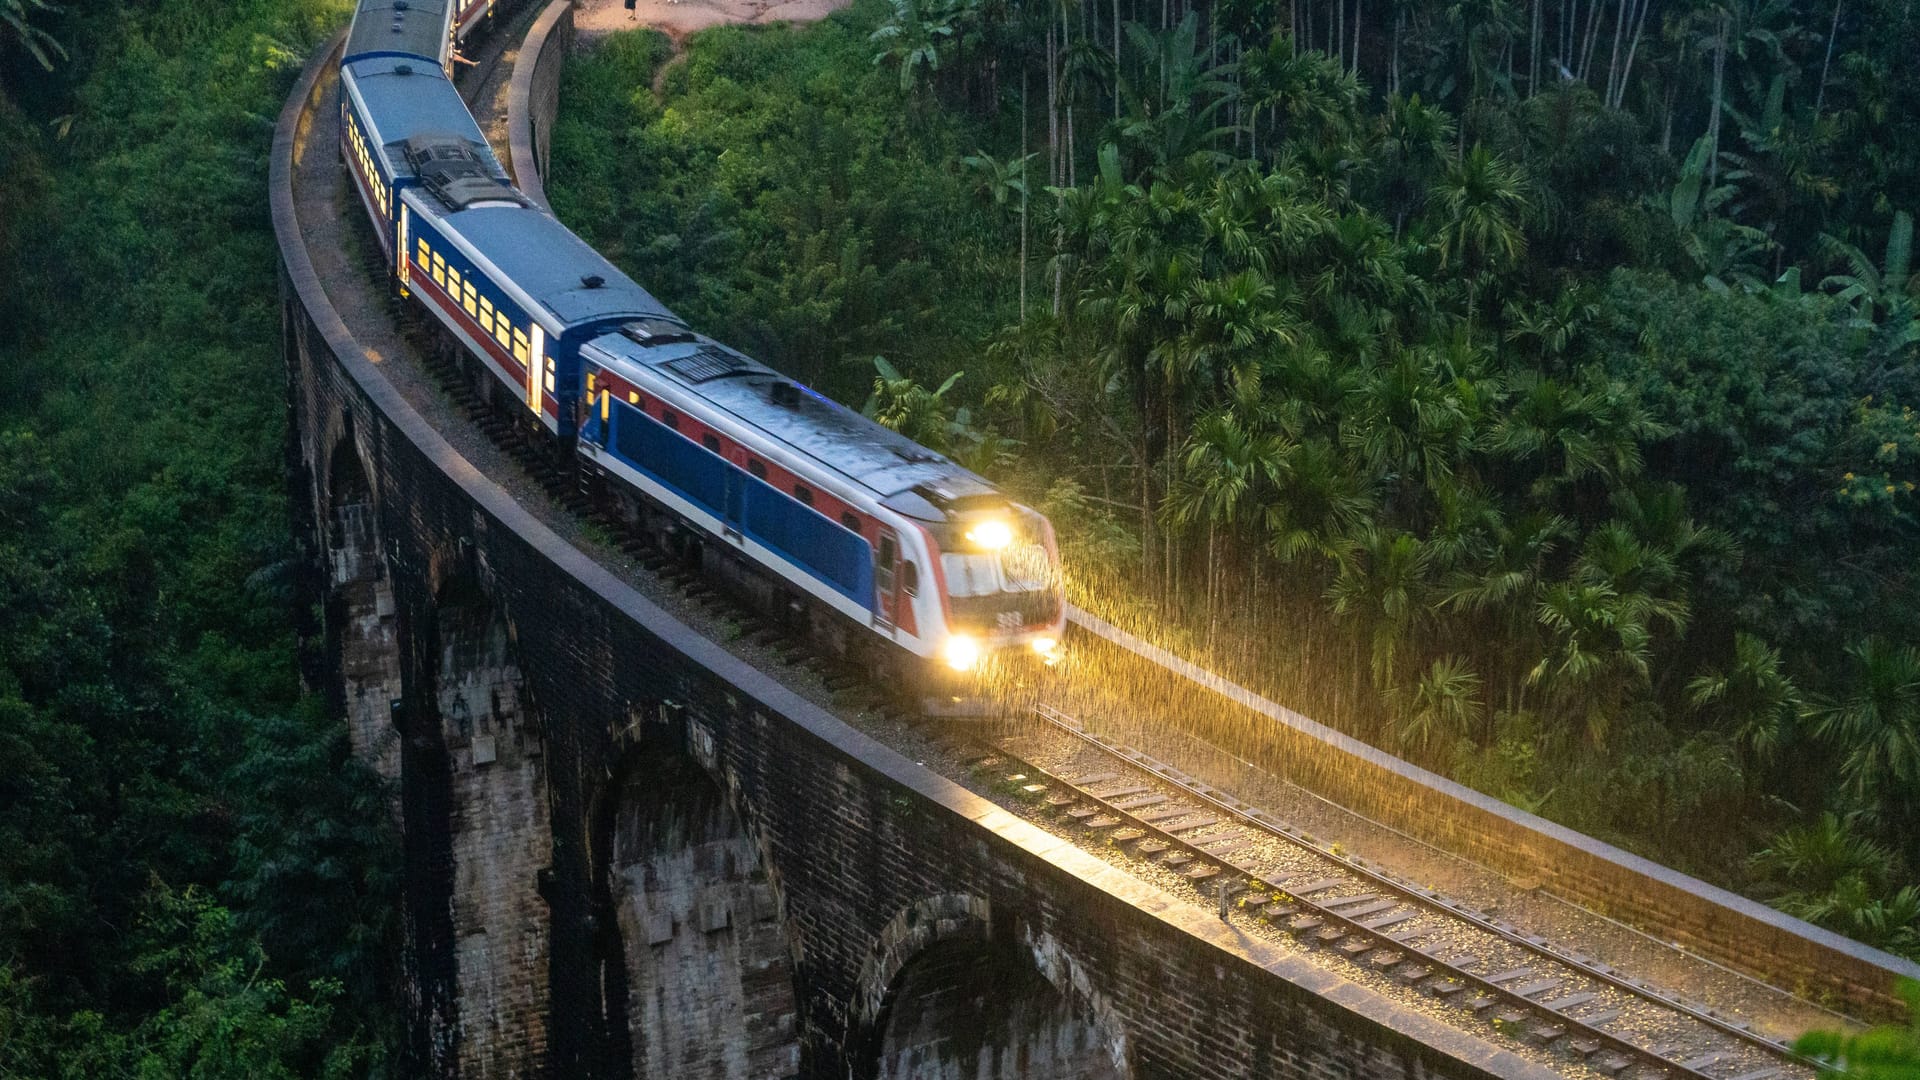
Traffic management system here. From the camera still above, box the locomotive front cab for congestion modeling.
[934,500,1065,672]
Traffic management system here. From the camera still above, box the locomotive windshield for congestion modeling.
[942,541,1052,596]
[940,506,1061,633]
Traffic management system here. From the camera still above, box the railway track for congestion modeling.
[333,24,1833,1080]
[957,705,1817,1080]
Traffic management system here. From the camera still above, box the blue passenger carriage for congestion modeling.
[402,196,685,437]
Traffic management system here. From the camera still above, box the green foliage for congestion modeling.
[0,0,399,1065]
[1796,978,1920,1078]
[548,7,1014,405]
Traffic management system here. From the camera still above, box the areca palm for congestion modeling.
[1167,407,1291,639]
[1491,372,1662,496]
[1264,436,1375,563]
[1388,656,1486,760]
[1530,580,1654,745]
[1687,632,1801,766]
[1327,525,1433,691]
[1341,346,1478,492]
[1431,144,1531,273]
[1807,638,1920,845]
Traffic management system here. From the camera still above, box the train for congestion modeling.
[334,0,1065,709]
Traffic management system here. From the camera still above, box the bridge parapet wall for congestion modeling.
[507,0,572,208]
[276,31,1561,1080]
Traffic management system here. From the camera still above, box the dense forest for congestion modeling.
[548,0,1920,963]
[0,0,399,1072]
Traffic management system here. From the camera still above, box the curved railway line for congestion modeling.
[287,8,1886,1076]
[969,708,1816,1080]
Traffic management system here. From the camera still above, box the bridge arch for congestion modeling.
[852,894,1129,1080]
[408,566,553,1078]
[592,725,802,1079]
[323,429,402,784]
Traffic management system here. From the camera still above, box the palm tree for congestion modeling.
[1806,638,1920,848]
[1327,525,1433,692]
[1687,632,1801,767]
[1529,579,1653,746]
[1429,144,1530,327]
[1264,436,1374,564]
[1388,656,1486,760]
[1166,407,1291,640]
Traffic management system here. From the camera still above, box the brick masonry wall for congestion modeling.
[277,34,1560,1080]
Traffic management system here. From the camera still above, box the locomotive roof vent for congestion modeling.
[404,135,526,211]
[394,62,413,75]
[619,318,695,348]
[770,381,803,408]
[581,274,605,289]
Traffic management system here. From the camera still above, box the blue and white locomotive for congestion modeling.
[335,0,1065,701]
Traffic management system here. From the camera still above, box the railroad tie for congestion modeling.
[1110,794,1167,811]
[1333,900,1399,920]
[1509,977,1563,998]
[1679,1052,1731,1071]
[1725,1069,1787,1080]
[1485,967,1535,985]
[1322,893,1381,909]
[1540,992,1598,1012]
[1360,910,1420,932]
[1284,877,1345,896]
[1165,816,1221,833]
[1087,783,1151,800]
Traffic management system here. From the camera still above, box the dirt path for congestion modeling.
[571,0,853,45]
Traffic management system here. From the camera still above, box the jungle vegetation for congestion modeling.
[549,0,1920,959]
[0,0,401,1072]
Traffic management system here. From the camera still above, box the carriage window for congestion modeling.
[747,458,766,480]
[494,321,510,349]
[662,410,680,431]
[876,536,897,591]
[901,561,919,595]
[701,433,721,453]
[840,512,860,532]
[793,484,814,507]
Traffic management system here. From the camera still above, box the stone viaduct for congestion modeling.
[272,9,1919,1079]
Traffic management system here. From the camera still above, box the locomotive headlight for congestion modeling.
[943,633,982,672]
[964,518,1013,551]
[1031,636,1062,665]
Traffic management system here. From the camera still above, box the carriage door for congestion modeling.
[722,466,745,541]
[873,528,900,632]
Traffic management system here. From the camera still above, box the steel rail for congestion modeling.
[988,704,1818,1080]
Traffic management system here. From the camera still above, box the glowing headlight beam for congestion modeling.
[964,518,1014,550]
[943,634,981,672]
